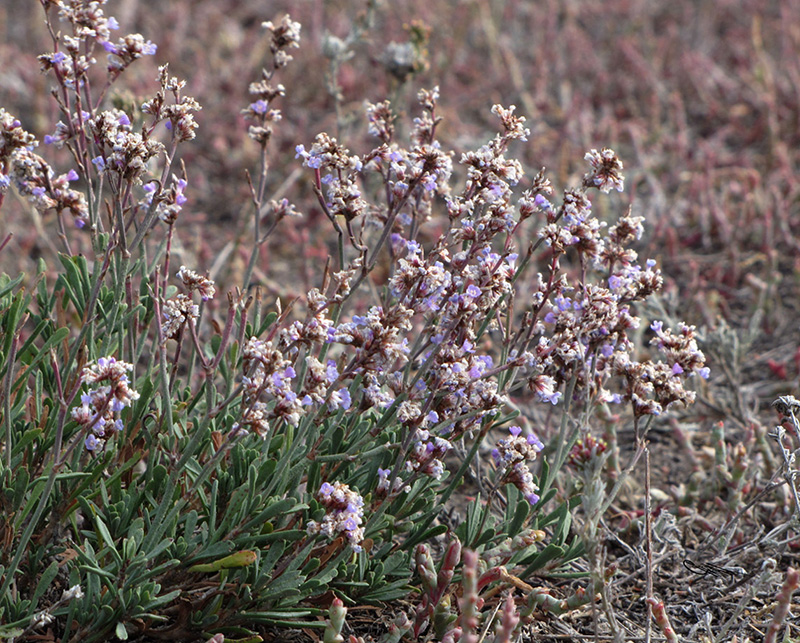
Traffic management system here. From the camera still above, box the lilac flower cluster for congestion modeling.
[103,33,157,74]
[376,467,408,497]
[261,15,302,68]
[161,266,215,341]
[611,320,709,417]
[71,356,139,452]
[88,108,164,183]
[492,426,544,505]
[1,110,88,227]
[177,265,216,301]
[141,65,202,143]
[406,428,453,480]
[306,481,365,552]
[161,294,198,342]
[583,148,625,193]
[7,149,88,228]
[38,1,155,88]
[242,16,300,145]
[148,174,189,224]
[238,337,302,432]
[236,336,353,435]
[326,305,412,374]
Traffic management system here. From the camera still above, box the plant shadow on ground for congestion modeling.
[1,1,800,642]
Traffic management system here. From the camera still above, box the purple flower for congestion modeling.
[672,363,684,375]
[526,433,544,451]
[509,425,522,436]
[325,360,339,383]
[534,194,551,210]
[92,156,106,172]
[329,388,351,411]
[66,169,79,181]
[541,389,562,405]
[107,17,120,30]
[250,99,269,114]
[319,482,334,497]
[174,178,188,205]
[102,41,118,54]
[85,434,100,451]
[338,388,352,410]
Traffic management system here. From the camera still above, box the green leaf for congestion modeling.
[257,311,279,337]
[10,467,30,512]
[28,561,59,617]
[12,327,70,392]
[94,515,123,567]
[0,272,25,299]
[507,494,530,538]
[519,542,565,576]
[115,621,129,640]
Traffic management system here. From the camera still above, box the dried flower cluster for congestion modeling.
[1,109,89,227]
[71,356,139,451]
[492,426,545,504]
[306,481,366,552]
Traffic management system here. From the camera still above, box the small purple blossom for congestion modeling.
[174,178,187,205]
[466,284,481,299]
[250,99,269,114]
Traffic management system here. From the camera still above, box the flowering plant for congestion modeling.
[0,2,733,643]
